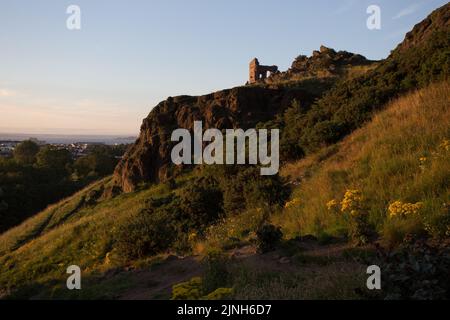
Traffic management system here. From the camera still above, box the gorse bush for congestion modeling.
[179,176,224,231]
[116,209,176,259]
[192,165,289,216]
[388,201,424,218]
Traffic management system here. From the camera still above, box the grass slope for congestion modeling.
[278,81,449,242]
[0,82,448,299]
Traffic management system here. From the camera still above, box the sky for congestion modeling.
[0,0,448,135]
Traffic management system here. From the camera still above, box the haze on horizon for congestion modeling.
[0,0,447,135]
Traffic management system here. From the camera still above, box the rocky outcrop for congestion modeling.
[111,86,318,193]
[394,3,449,53]
[110,3,449,195]
[262,45,372,84]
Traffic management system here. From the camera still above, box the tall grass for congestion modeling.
[276,82,450,242]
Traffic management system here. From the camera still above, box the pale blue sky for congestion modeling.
[0,0,447,135]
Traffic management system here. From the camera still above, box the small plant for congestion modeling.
[171,277,233,300]
[340,189,372,245]
[202,249,230,294]
[424,203,450,239]
[256,224,283,253]
[171,277,203,300]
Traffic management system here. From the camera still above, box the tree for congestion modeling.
[13,140,40,164]
[36,146,73,176]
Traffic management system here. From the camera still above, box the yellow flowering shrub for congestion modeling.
[341,189,364,215]
[339,189,371,245]
[326,199,339,211]
[439,138,449,152]
[388,201,424,218]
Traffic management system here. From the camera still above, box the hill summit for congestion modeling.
[110,3,449,195]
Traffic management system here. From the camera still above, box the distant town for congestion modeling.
[0,138,131,159]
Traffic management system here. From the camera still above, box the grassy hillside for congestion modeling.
[1,81,447,299]
[277,82,450,244]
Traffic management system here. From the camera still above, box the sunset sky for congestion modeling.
[0,0,447,135]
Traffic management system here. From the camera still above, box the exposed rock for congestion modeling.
[110,86,317,193]
[394,3,449,53]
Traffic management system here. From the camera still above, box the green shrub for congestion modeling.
[179,176,223,230]
[171,277,203,300]
[116,210,176,259]
[202,250,230,294]
[256,224,283,253]
[171,276,234,300]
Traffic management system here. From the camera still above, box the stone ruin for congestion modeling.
[249,58,278,84]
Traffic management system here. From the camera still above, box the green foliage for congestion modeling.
[74,144,127,178]
[171,277,203,300]
[178,176,224,230]
[36,146,72,175]
[377,240,450,300]
[276,29,449,157]
[13,140,40,164]
[256,224,283,253]
[215,166,289,215]
[202,250,230,293]
[0,144,128,233]
[171,276,233,300]
[116,209,176,260]
[203,287,234,300]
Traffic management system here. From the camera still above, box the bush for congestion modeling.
[171,277,234,300]
[340,190,373,245]
[179,176,223,230]
[202,250,230,294]
[116,210,176,259]
[13,140,39,164]
[220,166,290,215]
[171,277,203,300]
[256,224,283,253]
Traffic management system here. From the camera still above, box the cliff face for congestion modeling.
[112,86,317,193]
[394,2,449,53]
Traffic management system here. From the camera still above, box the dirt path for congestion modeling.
[118,256,203,300]
[116,240,363,300]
